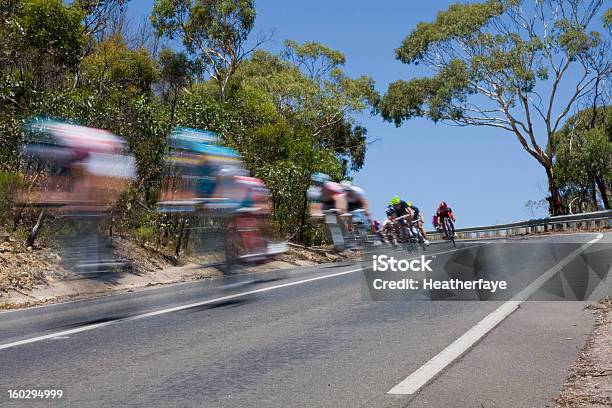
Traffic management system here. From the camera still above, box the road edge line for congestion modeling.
[387,233,604,395]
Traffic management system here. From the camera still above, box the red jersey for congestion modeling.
[437,207,454,219]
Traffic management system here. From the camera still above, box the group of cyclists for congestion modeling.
[18,115,458,273]
[19,120,277,272]
[308,172,457,249]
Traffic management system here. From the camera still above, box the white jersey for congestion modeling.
[345,186,365,204]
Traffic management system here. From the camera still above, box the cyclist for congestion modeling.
[385,196,414,243]
[386,196,414,220]
[436,201,456,237]
[307,173,347,216]
[406,201,430,245]
[380,214,398,245]
[308,173,348,251]
[340,180,372,230]
[432,211,442,233]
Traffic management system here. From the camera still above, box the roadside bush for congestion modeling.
[0,171,25,225]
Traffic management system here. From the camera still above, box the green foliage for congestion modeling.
[81,35,159,94]
[381,59,469,125]
[159,48,193,100]
[381,0,610,215]
[604,8,612,28]
[152,0,255,50]
[395,0,505,64]
[18,0,85,69]
[553,106,611,209]
[134,225,155,243]
[283,40,346,78]
[151,0,257,100]
[0,1,375,245]
[0,171,24,223]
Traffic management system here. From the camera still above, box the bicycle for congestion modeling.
[320,209,348,252]
[346,209,371,248]
[393,214,427,252]
[442,217,456,248]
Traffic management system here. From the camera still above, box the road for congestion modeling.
[0,233,610,407]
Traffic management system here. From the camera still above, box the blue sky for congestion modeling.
[127,0,573,227]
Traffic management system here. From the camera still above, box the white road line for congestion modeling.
[388,233,604,395]
[0,268,360,351]
[0,244,475,351]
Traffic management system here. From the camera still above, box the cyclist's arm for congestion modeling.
[406,207,415,219]
[309,202,323,217]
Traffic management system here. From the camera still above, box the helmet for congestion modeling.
[407,201,413,207]
[169,127,219,152]
[439,201,447,208]
[389,196,401,206]
[311,172,330,185]
[340,180,353,191]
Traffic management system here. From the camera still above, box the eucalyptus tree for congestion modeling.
[553,106,611,211]
[151,0,266,101]
[380,0,611,215]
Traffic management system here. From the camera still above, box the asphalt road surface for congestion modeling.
[1,233,610,408]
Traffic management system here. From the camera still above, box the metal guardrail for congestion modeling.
[426,210,612,241]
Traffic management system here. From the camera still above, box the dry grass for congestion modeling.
[556,297,612,408]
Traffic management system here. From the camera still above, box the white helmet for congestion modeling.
[340,180,353,191]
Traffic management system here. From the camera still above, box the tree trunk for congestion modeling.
[595,177,609,209]
[174,217,187,259]
[544,165,565,216]
[590,179,600,210]
[26,208,46,247]
[298,191,308,244]
[168,91,178,132]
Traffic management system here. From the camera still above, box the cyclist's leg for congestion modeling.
[445,218,454,238]
[417,217,429,240]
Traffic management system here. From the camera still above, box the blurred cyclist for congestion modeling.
[340,180,372,231]
[159,127,244,211]
[20,117,136,273]
[307,173,347,216]
[21,117,135,212]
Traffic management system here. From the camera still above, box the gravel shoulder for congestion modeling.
[0,233,357,310]
[556,297,612,408]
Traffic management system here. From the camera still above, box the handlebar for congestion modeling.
[392,214,420,225]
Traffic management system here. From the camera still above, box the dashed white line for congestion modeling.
[387,233,604,395]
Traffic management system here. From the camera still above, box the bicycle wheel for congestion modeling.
[444,219,456,248]
[413,225,427,251]
[402,225,417,253]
